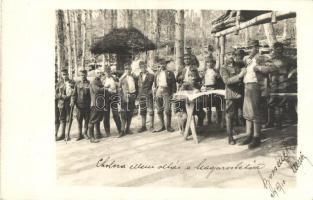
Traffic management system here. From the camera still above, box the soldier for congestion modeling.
[263,42,297,129]
[137,60,155,132]
[202,56,222,125]
[88,68,105,143]
[185,46,200,68]
[55,69,74,141]
[154,58,176,132]
[119,64,138,137]
[71,69,91,141]
[220,50,246,145]
[241,40,278,149]
[176,54,205,127]
[103,66,122,136]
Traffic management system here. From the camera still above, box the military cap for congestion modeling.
[233,49,245,56]
[157,58,168,66]
[273,42,284,49]
[208,44,214,51]
[79,68,87,74]
[139,60,147,68]
[248,39,260,47]
[185,46,192,49]
[124,64,131,70]
[61,69,68,74]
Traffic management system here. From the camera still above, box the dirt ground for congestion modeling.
[57,112,297,188]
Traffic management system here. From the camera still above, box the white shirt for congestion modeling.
[126,75,136,93]
[243,56,258,83]
[104,77,117,93]
[184,66,191,82]
[158,71,167,87]
[204,68,217,86]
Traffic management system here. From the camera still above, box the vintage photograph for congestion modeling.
[55,9,298,189]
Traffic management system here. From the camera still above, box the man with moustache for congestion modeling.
[102,66,122,137]
[88,68,105,143]
[137,60,155,132]
[71,69,91,141]
[119,64,138,137]
[55,69,75,141]
[263,42,297,129]
[220,50,246,145]
[153,58,176,132]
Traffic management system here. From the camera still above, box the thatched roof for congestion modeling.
[90,27,156,55]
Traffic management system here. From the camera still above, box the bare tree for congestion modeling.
[175,10,185,71]
[69,10,78,78]
[81,10,87,69]
[64,10,72,78]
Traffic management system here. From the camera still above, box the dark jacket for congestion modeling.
[155,70,177,96]
[90,77,104,108]
[72,79,91,109]
[55,79,74,108]
[220,64,244,100]
[176,66,202,90]
[137,72,155,97]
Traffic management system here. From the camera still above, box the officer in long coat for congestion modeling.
[71,69,91,141]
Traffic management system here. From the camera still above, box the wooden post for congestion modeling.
[81,10,87,69]
[263,22,277,47]
[219,35,226,68]
[215,37,220,69]
[235,11,241,35]
[64,10,72,78]
[69,11,78,79]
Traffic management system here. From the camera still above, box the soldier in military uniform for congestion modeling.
[241,40,278,149]
[201,56,222,125]
[185,46,200,68]
[176,54,205,127]
[263,42,297,129]
[154,58,176,132]
[55,69,74,141]
[220,50,246,145]
[88,68,105,143]
[103,66,122,136]
[71,69,91,141]
[137,60,155,132]
[119,64,138,137]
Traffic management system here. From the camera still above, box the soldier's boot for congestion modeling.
[76,122,84,141]
[217,111,223,127]
[274,107,282,130]
[138,115,147,133]
[149,114,154,130]
[89,124,99,143]
[263,107,274,129]
[207,110,212,125]
[56,122,66,141]
[83,121,89,140]
[166,113,175,132]
[153,113,165,132]
[95,122,105,139]
[55,123,60,141]
[240,120,253,145]
[226,116,236,145]
[248,122,261,149]
[126,114,133,135]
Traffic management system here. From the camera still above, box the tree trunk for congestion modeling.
[200,10,206,61]
[56,10,65,77]
[263,23,277,47]
[64,10,72,78]
[175,10,185,71]
[148,10,160,67]
[102,10,106,68]
[81,10,87,69]
[69,10,78,78]
[55,12,61,78]
[75,11,82,67]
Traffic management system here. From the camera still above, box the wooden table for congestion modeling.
[174,90,226,144]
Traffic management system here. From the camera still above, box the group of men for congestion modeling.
[55,39,296,149]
